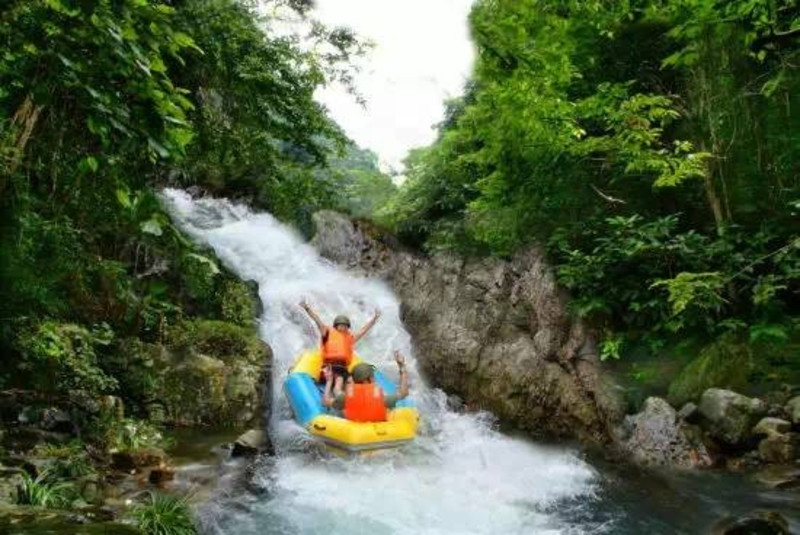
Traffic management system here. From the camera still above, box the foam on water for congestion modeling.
[162,189,601,535]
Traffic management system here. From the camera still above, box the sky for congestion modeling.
[311,0,476,173]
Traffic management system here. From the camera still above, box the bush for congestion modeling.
[131,492,196,535]
[14,321,118,395]
[168,320,262,364]
[104,418,168,453]
[217,279,257,327]
[32,440,96,479]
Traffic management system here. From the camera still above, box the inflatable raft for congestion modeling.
[284,350,419,453]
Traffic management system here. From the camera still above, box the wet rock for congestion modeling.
[758,432,799,464]
[244,279,264,318]
[111,447,166,472]
[148,465,175,485]
[725,451,762,471]
[753,466,800,490]
[76,474,102,504]
[39,408,73,433]
[0,503,141,534]
[311,211,626,445]
[620,397,712,468]
[0,468,25,504]
[752,417,792,437]
[711,510,790,534]
[232,429,271,457]
[698,389,766,448]
[13,456,57,478]
[678,402,700,423]
[786,396,800,425]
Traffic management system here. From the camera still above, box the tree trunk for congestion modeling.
[1,96,44,197]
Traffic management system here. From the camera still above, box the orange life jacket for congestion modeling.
[321,328,354,365]
[343,383,387,422]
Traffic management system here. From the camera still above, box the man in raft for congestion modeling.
[322,351,409,421]
[299,299,381,392]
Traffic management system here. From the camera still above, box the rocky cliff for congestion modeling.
[311,211,626,445]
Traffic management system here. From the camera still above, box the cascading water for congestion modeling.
[162,189,601,535]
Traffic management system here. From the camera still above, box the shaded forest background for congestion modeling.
[1,0,797,417]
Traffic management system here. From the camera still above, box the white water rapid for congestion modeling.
[162,189,601,535]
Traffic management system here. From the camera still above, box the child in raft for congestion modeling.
[299,299,380,392]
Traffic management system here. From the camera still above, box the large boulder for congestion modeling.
[752,417,792,437]
[698,389,766,448]
[311,212,626,444]
[116,320,272,427]
[620,397,711,468]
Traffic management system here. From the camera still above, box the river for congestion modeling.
[162,189,799,535]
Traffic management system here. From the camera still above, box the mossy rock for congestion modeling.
[668,336,754,407]
[113,321,270,426]
[160,320,270,426]
[168,320,264,364]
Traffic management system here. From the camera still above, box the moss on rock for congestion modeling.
[668,335,753,407]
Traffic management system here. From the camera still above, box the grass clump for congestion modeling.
[16,471,72,508]
[131,492,196,535]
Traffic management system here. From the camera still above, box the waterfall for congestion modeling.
[162,189,600,535]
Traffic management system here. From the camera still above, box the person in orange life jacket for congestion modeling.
[298,299,381,393]
[322,350,409,421]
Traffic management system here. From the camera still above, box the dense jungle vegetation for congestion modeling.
[377,0,799,394]
[0,0,382,422]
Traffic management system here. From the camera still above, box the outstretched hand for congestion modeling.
[373,308,381,320]
[299,299,310,311]
[394,350,405,369]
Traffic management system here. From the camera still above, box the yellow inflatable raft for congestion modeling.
[283,350,419,453]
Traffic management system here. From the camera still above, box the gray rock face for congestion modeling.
[786,396,800,425]
[311,211,625,444]
[698,389,766,447]
[621,397,711,468]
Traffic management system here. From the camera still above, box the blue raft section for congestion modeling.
[284,370,415,426]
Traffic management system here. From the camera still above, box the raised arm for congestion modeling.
[353,308,381,343]
[394,350,409,399]
[299,300,327,336]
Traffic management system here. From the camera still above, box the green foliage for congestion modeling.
[168,320,263,364]
[378,0,798,358]
[130,492,196,535]
[16,471,72,509]
[0,0,360,414]
[651,272,726,317]
[180,253,220,303]
[104,418,167,453]
[167,0,363,229]
[328,144,398,218]
[13,321,118,394]
[218,280,257,327]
